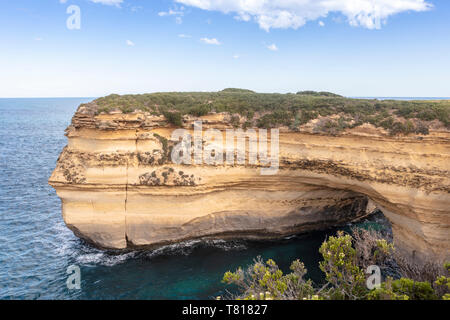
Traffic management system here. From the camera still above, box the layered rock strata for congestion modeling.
[49,109,450,261]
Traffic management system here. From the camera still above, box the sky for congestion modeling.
[0,0,449,97]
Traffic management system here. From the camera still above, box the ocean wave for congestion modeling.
[72,239,248,267]
[75,251,137,267]
[145,239,247,258]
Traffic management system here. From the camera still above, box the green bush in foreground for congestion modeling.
[221,230,449,300]
[367,277,436,300]
[318,232,367,299]
[222,258,315,300]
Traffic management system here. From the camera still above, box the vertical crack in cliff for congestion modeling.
[124,129,139,247]
[125,161,129,212]
[125,130,138,212]
[134,128,138,152]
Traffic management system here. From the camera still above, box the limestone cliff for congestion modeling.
[49,103,450,262]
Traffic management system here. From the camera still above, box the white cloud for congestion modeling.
[59,0,67,3]
[178,34,192,38]
[175,0,432,31]
[267,43,278,51]
[319,21,325,27]
[34,37,43,41]
[158,9,184,16]
[200,37,221,45]
[159,6,185,24]
[89,0,123,6]
[126,40,135,46]
[233,54,239,59]
[158,7,184,17]
[131,6,143,12]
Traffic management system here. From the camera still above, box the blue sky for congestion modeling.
[0,0,449,97]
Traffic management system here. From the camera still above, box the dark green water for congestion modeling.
[0,98,388,299]
[73,234,331,300]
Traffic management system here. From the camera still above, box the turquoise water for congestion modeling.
[0,98,384,300]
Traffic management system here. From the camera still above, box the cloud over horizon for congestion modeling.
[175,0,432,31]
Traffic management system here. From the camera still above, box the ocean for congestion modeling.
[0,97,390,300]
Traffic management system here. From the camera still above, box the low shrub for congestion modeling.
[221,229,449,300]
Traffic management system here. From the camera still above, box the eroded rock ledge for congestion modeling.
[49,108,450,261]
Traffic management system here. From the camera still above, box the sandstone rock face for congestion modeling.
[49,109,450,261]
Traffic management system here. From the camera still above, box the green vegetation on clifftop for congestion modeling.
[87,89,450,135]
